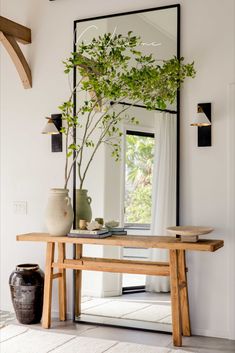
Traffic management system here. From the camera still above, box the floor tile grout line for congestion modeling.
[47,335,77,353]
[119,303,153,318]
[101,341,119,353]
[0,327,29,343]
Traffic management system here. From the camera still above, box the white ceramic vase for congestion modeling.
[45,188,74,236]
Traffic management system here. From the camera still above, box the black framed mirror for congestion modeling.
[72,4,180,332]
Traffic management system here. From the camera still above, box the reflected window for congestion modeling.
[124,130,155,229]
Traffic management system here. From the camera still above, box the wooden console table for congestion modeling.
[16,233,223,347]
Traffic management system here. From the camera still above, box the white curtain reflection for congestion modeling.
[146,112,176,292]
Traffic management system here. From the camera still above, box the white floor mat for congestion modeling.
[81,298,172,324]
[0,324,27,343]
[0,325,74,353]
[159,315,172,324]
[51,336,117,353]
[0,325,195,353]
[0,311,15,329]
[82,300,150,318]
[122,303,171,322]
[81,298,110,311]
[108,342,189,353]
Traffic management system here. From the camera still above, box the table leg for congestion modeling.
[58,243,67,321]
[42,242,55,328]
[178,250,191,336]
[169,249,182,347]
[75,244,83,318]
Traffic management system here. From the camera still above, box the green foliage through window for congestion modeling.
[124,133,154,225]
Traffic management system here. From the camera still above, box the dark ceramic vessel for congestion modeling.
[9,264,44,324]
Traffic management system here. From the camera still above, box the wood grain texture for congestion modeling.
[52,273,62,279]
[16,233,224,252]
[58,243,66,321]
[0,16,31,44]
[169,249,182,346]
[178,250,191,336]
[52,257,170,276]
[75,244,82,317]
[17,232,224,347]
[0,32,32,88]
[42,242,55,329]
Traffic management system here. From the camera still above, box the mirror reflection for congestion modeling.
[74,5,178,332]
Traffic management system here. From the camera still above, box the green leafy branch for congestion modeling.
[59,32,195,189]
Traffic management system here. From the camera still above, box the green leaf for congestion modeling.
[60,31,195,187]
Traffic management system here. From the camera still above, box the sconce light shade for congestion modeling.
[42,114,63,152]
[42,118,60,134]
[190,105,211,127]
[191,103,212,147]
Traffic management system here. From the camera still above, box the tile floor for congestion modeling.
[4,317,233,353]
[1,302,234,353]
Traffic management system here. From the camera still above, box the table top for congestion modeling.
[17,233,224,252]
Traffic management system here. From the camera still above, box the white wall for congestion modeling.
[179,0,235,340]
[0,0,234,340]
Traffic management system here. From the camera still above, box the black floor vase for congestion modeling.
[9,264,44,324]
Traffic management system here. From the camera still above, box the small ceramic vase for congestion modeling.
[75,189,92,228]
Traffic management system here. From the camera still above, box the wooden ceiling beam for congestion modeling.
[0,16,31,44]
[0,31,32,88]
[0,16,32,88]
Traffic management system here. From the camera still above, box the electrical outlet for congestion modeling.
[13,201,27,215]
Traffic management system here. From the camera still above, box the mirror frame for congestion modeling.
[72,3,180,325]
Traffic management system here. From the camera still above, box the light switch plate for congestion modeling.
[13,201,27,215]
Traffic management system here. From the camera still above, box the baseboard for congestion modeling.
[192,327,231,340]
[102,290,121,297]
[229,333,235,340]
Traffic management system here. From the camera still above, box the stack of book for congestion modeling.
[68,229,111,239]
[68,227,127,238]
[107,227,127,235]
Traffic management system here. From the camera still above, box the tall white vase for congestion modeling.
[45,188,74,236]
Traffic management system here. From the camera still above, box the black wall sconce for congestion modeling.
[42,114,62,152]
[191,103,212,147]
